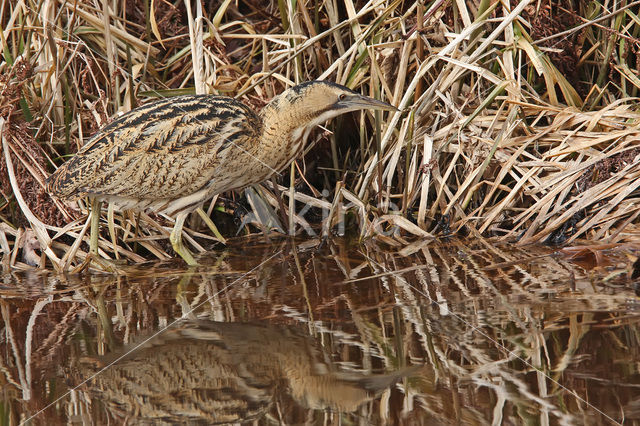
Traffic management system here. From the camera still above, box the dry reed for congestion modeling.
[2,0,640,268]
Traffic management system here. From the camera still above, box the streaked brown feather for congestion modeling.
[46,95,261,205]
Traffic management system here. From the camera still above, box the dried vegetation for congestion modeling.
[2,0,640,268]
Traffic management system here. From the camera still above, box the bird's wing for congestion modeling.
[47,95,262,200]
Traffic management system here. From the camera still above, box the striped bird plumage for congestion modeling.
[47,95,262,215]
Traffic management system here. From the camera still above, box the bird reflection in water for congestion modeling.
[76,320,418,423]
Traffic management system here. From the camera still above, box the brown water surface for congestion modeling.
[1,238,639,425]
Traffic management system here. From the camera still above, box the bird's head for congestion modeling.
[262,81,398,141]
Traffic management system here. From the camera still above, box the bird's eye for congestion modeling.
[338,93,346,101]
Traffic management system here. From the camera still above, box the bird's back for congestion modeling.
[46,95,262,207]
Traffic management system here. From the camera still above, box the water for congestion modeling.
[1,238,639,425]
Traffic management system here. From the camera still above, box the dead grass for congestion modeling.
[2,0,640,268]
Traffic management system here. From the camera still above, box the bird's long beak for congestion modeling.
[339,94,399,112]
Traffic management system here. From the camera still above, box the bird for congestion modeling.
[46,81,397,265]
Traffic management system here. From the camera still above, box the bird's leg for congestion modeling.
[89,198,102,256]
[195,207,227,244]
[79,198,119,273]
[170,212,198,266]
[270,176,290,234]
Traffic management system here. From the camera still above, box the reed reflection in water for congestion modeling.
[1,237,639,424]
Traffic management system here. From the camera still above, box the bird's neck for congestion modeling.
[256,103,318,173]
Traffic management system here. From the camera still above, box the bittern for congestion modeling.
[46,81,397,265]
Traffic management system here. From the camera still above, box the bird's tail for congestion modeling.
[45,163,81,200]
